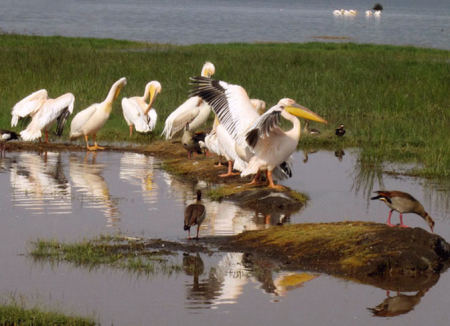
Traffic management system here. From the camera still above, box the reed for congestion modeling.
[29,235,182,276]
[1,34,449,176]
[0,299,95,326]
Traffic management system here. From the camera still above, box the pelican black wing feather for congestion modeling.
[189,76,238,140]
[56,107,71,137]
[245,109,282,149]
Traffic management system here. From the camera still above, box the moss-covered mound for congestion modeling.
[226,221,450,279]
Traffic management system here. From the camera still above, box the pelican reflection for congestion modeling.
[184,252,319,310]
[10,152,71,215]
[119,153,158,207]
[69,152,119,225]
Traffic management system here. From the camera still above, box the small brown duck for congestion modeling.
[184,190,206,240]
[371,190,435,232]
[0,129,20,156]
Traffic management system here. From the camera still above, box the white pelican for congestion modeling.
[19,93,75,142]
[1,129,19,156]
[190,76,327,188]
[333,9,344,15]
[121,81,161,137]
[374,10,381,16]
[184,190,206,240]
[70,77,126,150]
[365,10,373,16]
[162,62,215,139]
[11,89,48,127]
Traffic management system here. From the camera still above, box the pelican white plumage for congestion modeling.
[11,89,48,127]
[365,10,373,16]
[121,81,161,136]
[19,93,75,142]
[190,76,327,188]
[333,9,344,15]
[70,77,126,150]
[243,98,327,187]
[162,62,215,139]
[374,10,381,16]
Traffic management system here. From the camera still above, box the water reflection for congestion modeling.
[184,252,319,310]
[69,152,119,225]
[119,153,158,209]
[351,153,385,199]
[10,152,72,215]
[368,289,429,317]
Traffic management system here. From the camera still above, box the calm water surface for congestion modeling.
[1,149,449,325]
[0,0,449,49]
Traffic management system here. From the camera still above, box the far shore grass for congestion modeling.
[1,33,449,177]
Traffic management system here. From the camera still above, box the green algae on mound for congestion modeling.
[227,221,450,278]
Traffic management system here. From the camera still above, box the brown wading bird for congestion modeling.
[184,190,206,240]
[0,129,20,156]
[371,190,435,232]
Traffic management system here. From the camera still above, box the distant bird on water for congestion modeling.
[184,190,206,240]
[371,190,435,232]
[335,124,346,137]
[0,129,19,156]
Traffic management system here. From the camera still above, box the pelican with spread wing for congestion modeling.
[122,81,161,136]
[12,90,74,142]
[162,62,215,139]
[190,76,327,188]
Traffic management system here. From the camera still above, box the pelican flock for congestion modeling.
[70,77,126,150]
[122,81,161,136]
[5,60,437,236]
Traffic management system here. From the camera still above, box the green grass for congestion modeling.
[29,235,182,276]
[1,33,449,176]
[0,299,95,326]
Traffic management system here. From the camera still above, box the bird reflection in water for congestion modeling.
[302,149,318,163]
[242,253,318,300]
[184,253,247,309]
[334,149,345,162]
[10,151,71,215]
[69,152,119,226]
[119,153,158,207]
[368,289,429,317]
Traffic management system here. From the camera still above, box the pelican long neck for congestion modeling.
[282,110,302,142]
[142,84,151,102]
[104,82,122,113]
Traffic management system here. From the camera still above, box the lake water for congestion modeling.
[1,149,450,325]
[0,0,449,50]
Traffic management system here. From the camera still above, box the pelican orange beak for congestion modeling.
[285,103,327,124]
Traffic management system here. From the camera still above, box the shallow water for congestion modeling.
[1,0,449,50]
[1,148,450,325]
